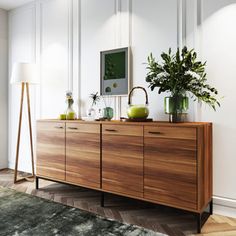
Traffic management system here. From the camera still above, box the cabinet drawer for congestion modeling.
[144,126,196,140]
[102,124,143,136]
[38,121,65,133]
[66,123,100,133]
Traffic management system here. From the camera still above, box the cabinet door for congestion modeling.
[37,122,65,180]
[144,126,197,210]
[102,125,143,198]
[66,123,100,189]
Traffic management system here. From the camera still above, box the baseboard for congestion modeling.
[8,162,32,174]
[0,164,8,170]
[8,162,14,170]
[0,167,8,171]
[213,196,236,218]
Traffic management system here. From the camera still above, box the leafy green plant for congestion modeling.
[145,46,220,110]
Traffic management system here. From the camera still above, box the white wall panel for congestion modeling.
[40,0,71,118]
[80,0,116,116]
[0,9,8,169]
[131,0,178,120]
[8,4,36,172]
[185,0,236,216]
[200,0,236,200]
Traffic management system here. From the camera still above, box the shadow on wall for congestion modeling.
[202,0,236,20]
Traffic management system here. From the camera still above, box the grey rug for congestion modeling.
[0,186,166,236]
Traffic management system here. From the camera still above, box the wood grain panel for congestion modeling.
[66,123,100,133]
[102,125,143,197]
[144,128,197,210]
[207,124,213,201]
[198,124,213,211]
[144,126,196,140]
[36,122,65,180]
[102,124,143,136]
[66,124,100,189]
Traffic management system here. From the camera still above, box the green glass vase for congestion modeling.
[103,107,114,121]
[164,95,189,123]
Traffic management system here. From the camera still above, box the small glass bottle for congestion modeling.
[65,91,76,120]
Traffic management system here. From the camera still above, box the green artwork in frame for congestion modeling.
[101,47,129,96]
[104,51,126,80]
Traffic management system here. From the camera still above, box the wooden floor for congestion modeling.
[1,169,236,236]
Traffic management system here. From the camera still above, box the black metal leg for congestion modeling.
[101,192,104,207]
[36,176,39,189]
[209,199,213,215]
[196,213,202,234]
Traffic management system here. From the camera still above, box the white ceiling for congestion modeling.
[0,0,33,10]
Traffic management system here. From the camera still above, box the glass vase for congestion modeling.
[164,95,189,123]
[66,104,76,120]
[103,107,113,121]
[86,106,96,119]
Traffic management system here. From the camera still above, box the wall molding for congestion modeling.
[68,0,73,91]
[213,196,236,218]
[73,0,80,118]
[214,196,236,209]
[177,0,187,48]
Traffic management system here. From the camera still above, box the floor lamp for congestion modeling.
[11,63,38,183]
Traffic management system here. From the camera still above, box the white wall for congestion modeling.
[131,0,178,120]
[8,0,180,173]
[8,0,236,216]
[186,0,236,217]
[200,0,236,217]
[8,3,36,172]
[0,9,8,169]
[39,0,71,118]
[80,0,117,116]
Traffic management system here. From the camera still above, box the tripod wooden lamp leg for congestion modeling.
[14,82,35,183]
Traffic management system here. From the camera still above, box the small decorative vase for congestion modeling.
[103,107,113,121]
[65,91,76,120]
[164,95,189,123]
[66,104,76,120]
[87,106,96,119]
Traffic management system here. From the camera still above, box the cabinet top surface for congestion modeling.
[37,119,212,127]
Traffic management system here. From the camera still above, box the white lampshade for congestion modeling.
[11,63,39,84]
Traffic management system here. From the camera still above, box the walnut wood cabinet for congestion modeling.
[36,120,212,233]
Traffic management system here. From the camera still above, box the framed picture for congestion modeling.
[100,47,130,96]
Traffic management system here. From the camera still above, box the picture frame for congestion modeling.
[100,47,130,96]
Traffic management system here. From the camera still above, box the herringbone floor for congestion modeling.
[0,169,236,236]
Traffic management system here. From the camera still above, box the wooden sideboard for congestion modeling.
[36,120,212,233]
